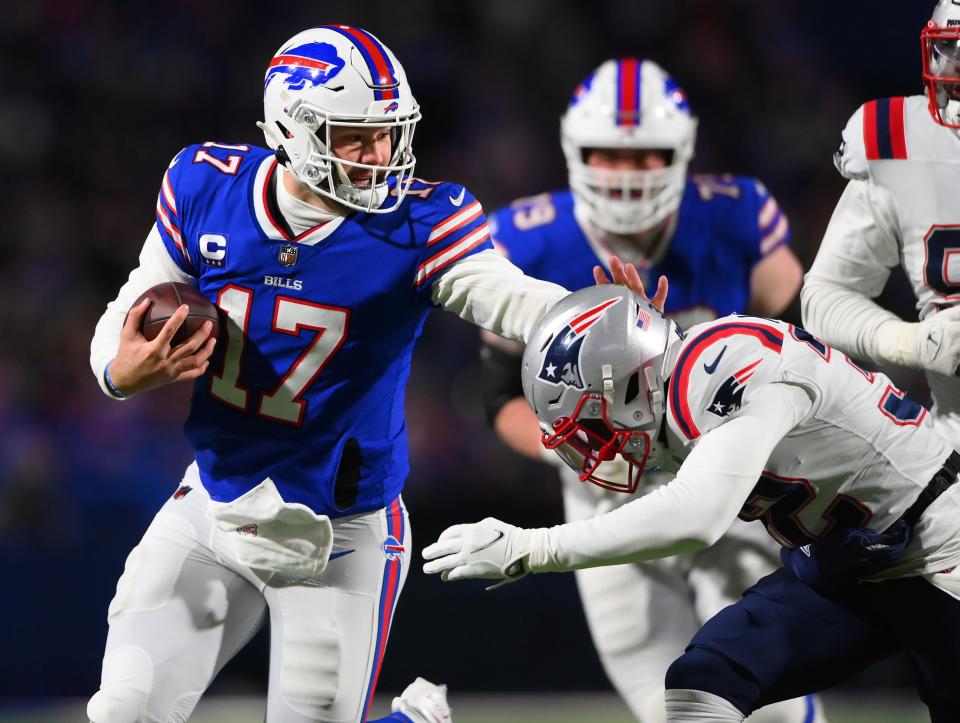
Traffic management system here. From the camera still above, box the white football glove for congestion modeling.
[916,305,960,376]
[422,517,543,588]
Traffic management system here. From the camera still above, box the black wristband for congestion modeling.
[479,341,524,426]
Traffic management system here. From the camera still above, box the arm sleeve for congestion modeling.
[89,225,195,397]
[431,248,569,343]
[526,382,812,572]
[801,179,919,366]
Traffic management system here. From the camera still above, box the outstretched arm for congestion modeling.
[423,382,811,583]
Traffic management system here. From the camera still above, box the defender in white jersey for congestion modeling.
[424,285,960,722]
[802,0,960,448]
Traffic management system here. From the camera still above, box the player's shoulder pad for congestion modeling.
[667,315,787,444]
[834,98,910,180]
[490,190,572,262]
[406,179,484,227]
[165,142,270,198]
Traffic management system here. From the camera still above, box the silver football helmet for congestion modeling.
[261,26,420,212]
[522,286,680,493]
[923,0,960,128]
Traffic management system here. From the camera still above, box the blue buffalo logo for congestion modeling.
[538,297,621,389]
[382,535,405,561]
[264,42,345,92]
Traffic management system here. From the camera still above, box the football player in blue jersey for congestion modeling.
[480,59,819,722]
[86,25,590,723]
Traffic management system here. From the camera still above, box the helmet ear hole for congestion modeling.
[624,372,641,405]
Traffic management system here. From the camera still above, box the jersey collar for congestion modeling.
[252,156,345,246]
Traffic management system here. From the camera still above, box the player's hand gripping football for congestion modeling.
[107,300,217,396]
[422,517,541,589]
[917,304,960,376]
[594,255,669,313]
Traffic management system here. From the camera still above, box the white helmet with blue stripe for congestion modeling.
[561,59,698,235]
[260,26,420,213]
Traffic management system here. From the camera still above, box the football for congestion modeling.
[131,282,221,346]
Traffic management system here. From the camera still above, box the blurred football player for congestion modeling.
[480,59,813,722]
[426,285,960,723]
[802,0,960,448]
[86,25,587,723]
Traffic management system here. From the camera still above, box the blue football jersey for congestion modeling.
[153,142,493,517]
[490,175,790,329]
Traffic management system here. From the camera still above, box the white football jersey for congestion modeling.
[835,95,960,320]
[829,95,960,444]
[665,315,960,577]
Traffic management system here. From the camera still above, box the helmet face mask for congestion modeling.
[922,2,960,128]
[522,286,679,493]
[262,26,421,213]
[560,59,698,235]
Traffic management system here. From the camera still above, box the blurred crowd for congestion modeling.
[0,0,933,699]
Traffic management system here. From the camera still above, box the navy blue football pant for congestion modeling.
[665,567,960,722]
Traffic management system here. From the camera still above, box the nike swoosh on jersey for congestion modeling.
[469,529,504,553]
[448,187,466,207]
[703,346,727,374]
[329,549,355,561]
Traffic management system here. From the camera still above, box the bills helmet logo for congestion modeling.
[538,297,621,389]
[707,359,762,418]
[264,42,346,92]
[383,535,405,561]
[382,101,399,113]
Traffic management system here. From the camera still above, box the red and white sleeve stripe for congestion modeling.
[415,223,491,287]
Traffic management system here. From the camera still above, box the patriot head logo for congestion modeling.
[264,42,346,92]
[538,297,621,389]
[706,359,762,418]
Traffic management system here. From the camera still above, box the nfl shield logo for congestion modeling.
[278,243,298,267]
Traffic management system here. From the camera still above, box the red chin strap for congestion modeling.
[922,23,960,128]
[541,392,651,494]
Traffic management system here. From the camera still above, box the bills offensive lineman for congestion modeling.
[86,26,580,723]
[426,285,960,722]
[802,0,960,448]
[481,59,815,722]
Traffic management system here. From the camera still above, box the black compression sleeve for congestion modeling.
[479,340,524,427]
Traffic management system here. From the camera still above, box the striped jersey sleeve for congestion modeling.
[834,98,908,181]
[413,183,493,291]
[666,316,785,446]
[154,148,196,275]
[752,180,791,259]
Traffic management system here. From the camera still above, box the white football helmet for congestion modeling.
[561,59,698,235]
[261,26,420,213]
[923,1,960,128]
[522,286,681,493]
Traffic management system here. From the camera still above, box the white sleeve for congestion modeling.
[526,382,812,572]
[801,179,920,366]
[430,248,569,342]
[89,225,195,397]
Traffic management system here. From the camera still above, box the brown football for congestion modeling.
[131,282,221,346]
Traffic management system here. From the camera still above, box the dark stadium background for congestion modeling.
[0,0,935,705]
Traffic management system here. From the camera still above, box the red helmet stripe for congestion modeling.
[617,58,641,126]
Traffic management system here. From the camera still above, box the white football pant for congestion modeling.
[87,462,410,723]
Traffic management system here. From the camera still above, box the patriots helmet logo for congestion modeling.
[707,359,762,417]
[264,42,346,92]
[538,297,621,389]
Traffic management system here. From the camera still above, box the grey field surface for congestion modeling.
[0,692,929,722]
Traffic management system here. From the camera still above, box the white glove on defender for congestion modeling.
[422,517,543,587]
[916,305,960,376]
